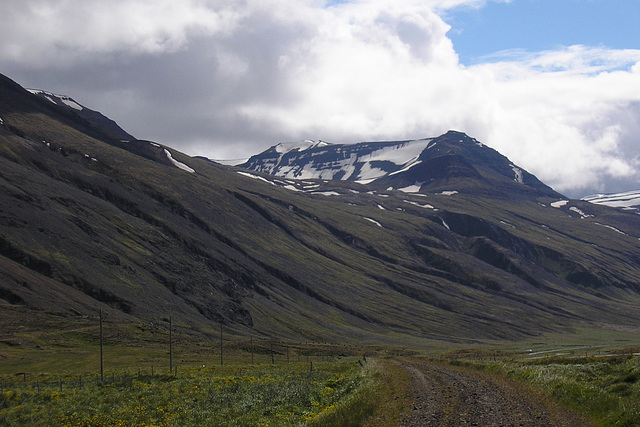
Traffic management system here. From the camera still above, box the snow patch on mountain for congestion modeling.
[595,223,627,235]
[364,217,382,227]
[404,200,435,209]
[354,161,386,182]
[398,182,424,193]
[510,164,524,184]
[389,160,422,176]
[28,89,84,110]
[243,138,434,184]
[275,140,330,154]
[569,207,593,219]
[237,171,274,185]
[583,191,640,209]
[363,139,433,166]
[311,191,340,196]
[164,149,195,173]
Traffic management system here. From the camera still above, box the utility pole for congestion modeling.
[99,309,104,383]
[220,323,223,366]
[169,316,173,374]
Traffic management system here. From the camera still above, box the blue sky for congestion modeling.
[447,0,640,64]
[1,0,639,197]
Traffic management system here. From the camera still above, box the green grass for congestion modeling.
[511,356,640,426]
[0,358,383,426]
[440,348,640,426]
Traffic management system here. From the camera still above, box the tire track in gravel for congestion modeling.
[398,362,594,427]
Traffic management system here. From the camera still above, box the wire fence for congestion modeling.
[0,336,361,395]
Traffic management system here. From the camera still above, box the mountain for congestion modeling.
[2,72,640,347]
[241,133,560,199]
[27,89,135,142]
[583,191,640,210]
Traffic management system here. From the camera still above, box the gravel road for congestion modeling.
[399,362,594,427]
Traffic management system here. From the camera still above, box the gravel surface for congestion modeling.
[399,362,594,427]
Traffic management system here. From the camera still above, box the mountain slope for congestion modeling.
[240,132,561,199]
[27,89,135,142]
[2,73,640,346]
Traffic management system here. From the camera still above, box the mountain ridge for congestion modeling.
[27,88,135,142]
[240,130,562,200]
[2,72,640,347]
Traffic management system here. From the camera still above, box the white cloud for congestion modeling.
[0,0,239,65]
[1,0,639,197]
[467,46,640,194]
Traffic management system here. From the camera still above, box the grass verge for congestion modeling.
[0,356,416,426]
[442,349,640,426]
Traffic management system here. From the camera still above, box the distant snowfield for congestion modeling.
[583,191,640,209]
[249,138,434,183]
[216,158,249,166]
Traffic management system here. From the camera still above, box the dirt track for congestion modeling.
[399,362,594,427]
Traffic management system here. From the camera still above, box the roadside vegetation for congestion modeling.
[0,357,401,426]
[0,308,416,426]
[3,308,638,426]
[440,347,640,426]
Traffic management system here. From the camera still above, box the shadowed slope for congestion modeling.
[1,73,640,346]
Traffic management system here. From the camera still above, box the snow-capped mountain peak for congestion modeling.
[239,131,559,198]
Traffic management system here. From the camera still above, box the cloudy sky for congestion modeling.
[1,0,639,198]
